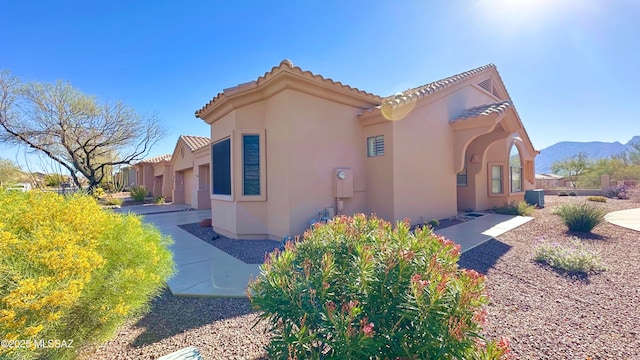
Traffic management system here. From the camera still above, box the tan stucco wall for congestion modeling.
[208,88,373,239]
[362,122,394,221]
[194,146,211,210]
[390,98,457,223]
[171,139,211,209]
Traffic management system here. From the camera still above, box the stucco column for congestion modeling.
[601,174,610,190]
[173,171,184,204]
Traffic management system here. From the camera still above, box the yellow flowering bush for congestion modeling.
[0,190,174,359]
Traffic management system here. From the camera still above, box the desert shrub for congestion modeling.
[0,190,174,359]
[568,191,577,196]
[104,197,124,206]
[553,202,606,232]
[534,237,605,273]
[426,218,440,228]
[492,201,535,216]
[44,173,65,187]
[92,186,106,199]
[558,191,568,196]
[604,184,630,199]
[129,186,147,203]
[587,196,607,203]
[154,196,165,204]
[248,214,510,359]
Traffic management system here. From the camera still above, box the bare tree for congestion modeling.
[0,70,166,191]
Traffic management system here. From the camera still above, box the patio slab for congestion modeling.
[605,208,640,231]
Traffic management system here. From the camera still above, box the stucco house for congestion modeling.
[132,154,173,200]
[535,173,564,189]
[171,135,211,209]
[196,60,537,240]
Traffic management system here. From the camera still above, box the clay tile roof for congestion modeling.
[137,154,171,164]
[195,59,382,118]
[180,135,210,152]
[451,100,513,122]
[359,64,497,116]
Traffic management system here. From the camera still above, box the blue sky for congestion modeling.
[1,0,639,172]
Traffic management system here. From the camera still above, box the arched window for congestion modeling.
[509,144,522,193]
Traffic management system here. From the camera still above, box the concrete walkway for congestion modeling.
[435,214,533,252]
[121,207,532,298]
[605,208,640,231]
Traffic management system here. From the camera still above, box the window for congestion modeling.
[491,165,503,194]
[509,144,522,193]
[367,135,384,157]
[242,134,260,195]
[457,166,467,187]
[212,139,231,195]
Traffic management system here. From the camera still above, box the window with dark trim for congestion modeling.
[242,134,260,195]
[367,135,384,157]
[212,139,231,195]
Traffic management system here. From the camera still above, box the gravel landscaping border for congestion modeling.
[86,196,640,359]
[178,223,281,264]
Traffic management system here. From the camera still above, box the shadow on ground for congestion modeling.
[131,289,255,347]
[458,238,512,275]
[566,230,609,240]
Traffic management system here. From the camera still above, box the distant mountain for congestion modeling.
[535,136,640,174]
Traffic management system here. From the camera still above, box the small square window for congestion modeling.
[367,135,384,157]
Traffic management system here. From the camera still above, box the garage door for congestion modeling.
[183,169,194,207]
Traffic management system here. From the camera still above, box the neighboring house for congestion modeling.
[535,173,563,189]
[132,154,173,200]
[171,135,211,210]
[115,166,137,188]
[196,60,538,240]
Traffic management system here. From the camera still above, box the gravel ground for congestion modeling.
[84,196,639,359]
[178,223,281,264]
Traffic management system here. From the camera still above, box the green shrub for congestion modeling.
[426,218,440,228]
[44,173,65,187]
[0,190,174,359]
[553,202,606,232]
[568,191,577,196]
[153,196,165,205]
[104,197,124,206]
[534,237,605,273]
[129,186,147,203]
[587,196,607,203]
[248,214,510,359]
[558,191,568,196]
[492,201,535,216]
[92,186,106,199]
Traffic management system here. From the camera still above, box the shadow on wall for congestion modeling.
[457,238,512,275]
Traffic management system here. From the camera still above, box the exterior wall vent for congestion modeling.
[477,78,501,99]
[478,78,492,93]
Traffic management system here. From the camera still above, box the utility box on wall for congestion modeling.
[334,168,353,198]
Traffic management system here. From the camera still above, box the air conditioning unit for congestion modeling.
[525,189,544,208]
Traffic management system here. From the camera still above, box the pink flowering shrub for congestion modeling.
[248,214,510,359]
